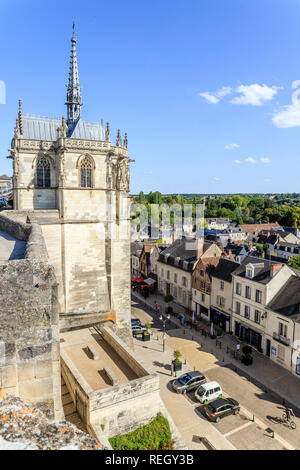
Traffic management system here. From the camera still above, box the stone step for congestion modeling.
[62,393,73,406]
[63,402,76,417]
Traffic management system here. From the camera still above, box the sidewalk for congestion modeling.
[132,291,300,412]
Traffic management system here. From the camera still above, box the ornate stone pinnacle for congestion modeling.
[124,133,128,149]
[116,129,122,147]
[105,122,110,141]
[18,100,23,136]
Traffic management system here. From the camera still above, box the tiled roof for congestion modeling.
[240,222,281,234]
[267,276,300,319]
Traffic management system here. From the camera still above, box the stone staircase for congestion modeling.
[61,377,87,433]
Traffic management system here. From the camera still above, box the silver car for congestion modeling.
[172,371,206,394]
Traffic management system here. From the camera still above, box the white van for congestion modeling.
[195,381,222,404]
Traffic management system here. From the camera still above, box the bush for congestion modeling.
[164,294,174,303]
[242,345,252,355]
[241,354,253,366]
[109,413,174,450]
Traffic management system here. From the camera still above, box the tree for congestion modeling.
[288,255,300,270]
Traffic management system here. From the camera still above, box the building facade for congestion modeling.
[231,257,293,353]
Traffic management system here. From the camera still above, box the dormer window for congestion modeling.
[246,264,255,279]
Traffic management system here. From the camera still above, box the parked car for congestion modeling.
[203,398,240,423]
[172,371,206,394]
[195,381,222,404]
[131,318,141,327]
[132,324,147,336]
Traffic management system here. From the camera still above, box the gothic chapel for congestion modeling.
[9,27,132,335]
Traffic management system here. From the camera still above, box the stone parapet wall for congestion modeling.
[0,213,62,420]
[101,326,150,377]
[0,212,30,241]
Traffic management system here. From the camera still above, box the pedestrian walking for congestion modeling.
[236,343,240,352]
[181,315,185,326]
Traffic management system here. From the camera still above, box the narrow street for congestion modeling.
[132,298,299,450]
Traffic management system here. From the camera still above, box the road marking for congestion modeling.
[224,420,253,437]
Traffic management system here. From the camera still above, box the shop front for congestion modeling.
[210,307,230,332]
[234,321,262,352]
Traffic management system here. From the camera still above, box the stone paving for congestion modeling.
[133,292,300,410]
[0,229,26,260]
[132,294,299,450]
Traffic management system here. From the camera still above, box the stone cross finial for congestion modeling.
[116,129,122,147]
[105,121,110,141]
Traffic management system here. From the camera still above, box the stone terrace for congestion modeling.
[60,328,138,390]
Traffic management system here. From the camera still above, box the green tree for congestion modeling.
[288,255,300,270]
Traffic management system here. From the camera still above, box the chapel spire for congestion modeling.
[65,23,82,126]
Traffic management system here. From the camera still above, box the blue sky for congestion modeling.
[1,0,300,194]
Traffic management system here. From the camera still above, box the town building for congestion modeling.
[210,258,240,332]
[231,256,294,352]
[131,241,143,277]
[206,218,232,230]
[158,237,221,312]
[265,275,300,378]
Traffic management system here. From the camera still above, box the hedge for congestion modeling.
[109,413,174,450]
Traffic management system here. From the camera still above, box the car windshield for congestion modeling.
[178,374,191,385]
[197,386,205,396]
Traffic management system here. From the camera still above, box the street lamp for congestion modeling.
[159,314,170,352]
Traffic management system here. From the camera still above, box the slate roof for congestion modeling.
[158,237,214,272]
[131,241,143,258]
[212,258,240,283]
[232,255,283,284]
[267,276,300,320]
[21,115,105,141]
[225,243,249,256]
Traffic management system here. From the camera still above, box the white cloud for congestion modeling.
[226,143,239,150]
[234,159,242,164]
[198,92,220,104]
[213,177,221,182]
[260,157,271,164]
[264,178,271,183]
[198,86,232,104]
[245,157,257,164]
[231,84,282,106]
[143,170,153,175]
[272,80,300,128]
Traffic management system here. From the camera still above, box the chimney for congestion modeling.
[270,263,282,277]
[196,237,204,258]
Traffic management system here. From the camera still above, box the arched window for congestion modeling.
[37,157,51,188]
[80,155,93,188]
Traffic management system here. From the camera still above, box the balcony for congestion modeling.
[273,332,290,346]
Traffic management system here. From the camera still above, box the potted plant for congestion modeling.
[172,350,182,372]
[164,294,174,314]
[241,345,253,365]
[143,322,151,342]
